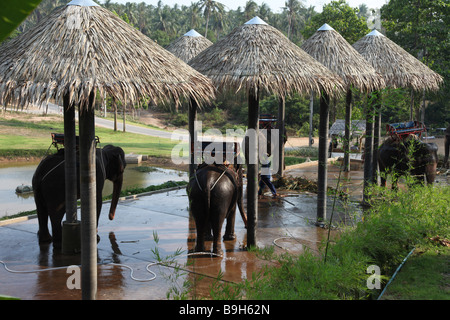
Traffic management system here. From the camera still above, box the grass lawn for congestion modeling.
[0,113,179,158]
[381,248,449,300]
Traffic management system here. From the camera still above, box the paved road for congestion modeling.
[15,102,180,140]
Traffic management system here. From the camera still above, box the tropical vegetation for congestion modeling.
[6,0,448,133]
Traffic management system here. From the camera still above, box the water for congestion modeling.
[0,161,188,219]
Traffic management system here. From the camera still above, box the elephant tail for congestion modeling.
[205,180,211,221]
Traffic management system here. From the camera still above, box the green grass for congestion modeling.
[0,113,179,158]
[380,249,449,300]
[209,184,450,300]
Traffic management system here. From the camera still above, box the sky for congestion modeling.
[106,0,389,13]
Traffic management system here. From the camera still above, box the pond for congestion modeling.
[0,161,188,219]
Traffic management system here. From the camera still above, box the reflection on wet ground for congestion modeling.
[1,161,447,300]
[0,180,355,300]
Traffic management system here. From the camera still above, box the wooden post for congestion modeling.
[309,91,314,147]
[277,96,285,177]
[372,92,381,184]
[79,91,97,300]
[343,89,352,172]
[62,93,81,254]
[363,93,374,205]
[247,88,259,248]
[317,91,329,225]
[189,98,198,179]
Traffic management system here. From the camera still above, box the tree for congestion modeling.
[283,0,304,40]
[198,0,225,38]
[302,0,370,44]
[381,0,450,126]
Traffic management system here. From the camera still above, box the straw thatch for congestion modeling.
[0,3,215,110]
[352,30,443,92]
[189,17,345,98]
[301,24,385,93]
[165,29,213,63]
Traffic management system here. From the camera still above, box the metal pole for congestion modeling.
[62,93,81,254]
[343,89,352,172]
[277,96,285,177]
[247,88,259,248]
[317,91,329,225]
[79,91,97,300]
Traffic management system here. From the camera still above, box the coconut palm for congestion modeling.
[198,0,224,38]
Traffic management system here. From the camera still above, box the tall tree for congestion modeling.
[198,0,224,38]
[302,0,370,44]
[381,0,449,126]
[283,0,304,40]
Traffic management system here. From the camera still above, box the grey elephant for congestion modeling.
[32,144,126,246]
[378,136,438,189]
[188,163,247,255]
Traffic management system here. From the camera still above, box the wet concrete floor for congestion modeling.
[0,160,400,300]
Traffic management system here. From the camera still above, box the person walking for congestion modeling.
[258,153,279,198]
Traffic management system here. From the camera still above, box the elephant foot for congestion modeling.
[223,233,236,241]
[38,231,52,244]
[194,243,206,253]
[212,244,223,256]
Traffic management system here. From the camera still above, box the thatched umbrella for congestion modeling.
[353,30,443,200]
[352,30,443,92]
[165,29,213,63]
[189,16,345,245]
[301,23,385,214]
[165,29,213,177]
[0,0,214,300]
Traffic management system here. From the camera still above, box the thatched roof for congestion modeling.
[189,17,345,98]
[352,30,443,92]
[165,29,213,63]
[301,24,385,93]
[0,0,215,110]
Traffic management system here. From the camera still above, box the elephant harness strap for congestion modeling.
[194,164,239,192]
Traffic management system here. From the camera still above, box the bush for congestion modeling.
[212,184,449,300]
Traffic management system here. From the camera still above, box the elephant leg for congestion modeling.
[36,206,52,244]
[210,210,224,255]
[192,200,207,252]
[223,204,237,241]
[426,163,437,184]
[50,208,65,248]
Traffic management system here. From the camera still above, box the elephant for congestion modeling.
[378,136,438,189]
[187,163,247,255]
[444,125,450,169]
[32,144,126,246]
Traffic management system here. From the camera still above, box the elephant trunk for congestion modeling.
[109,174,123,220]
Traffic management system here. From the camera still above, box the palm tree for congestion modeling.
[198,0,225,38]
[243,0,258,21]
[283,0,304,40]
[188,2,202,30]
